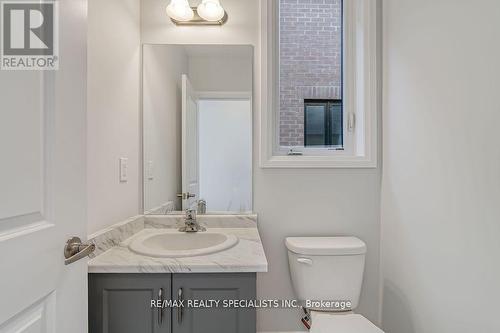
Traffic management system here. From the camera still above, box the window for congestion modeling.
[304,100,343,148]
[260,0,378,168]
[279,0,343,150]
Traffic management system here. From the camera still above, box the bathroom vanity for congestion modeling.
[87,214,267,333]
[89,273,256,333]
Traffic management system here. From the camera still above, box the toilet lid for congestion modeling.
[310,313,384,333]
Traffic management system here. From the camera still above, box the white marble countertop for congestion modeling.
[88,226,268,274]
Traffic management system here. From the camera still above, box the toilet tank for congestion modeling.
[286,237,366,311]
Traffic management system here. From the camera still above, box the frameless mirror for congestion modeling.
[142,44,253,215]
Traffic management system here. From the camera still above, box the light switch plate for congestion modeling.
[119,158,128,182]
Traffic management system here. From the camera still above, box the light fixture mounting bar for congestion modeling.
[170,7,228,26]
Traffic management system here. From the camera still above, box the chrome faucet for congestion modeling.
[179,209,206,233]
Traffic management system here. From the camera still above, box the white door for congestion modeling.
[198,99,253,212]
[0,1,88,333]
[181,74,199,210]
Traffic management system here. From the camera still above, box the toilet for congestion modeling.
[286,237,384,333]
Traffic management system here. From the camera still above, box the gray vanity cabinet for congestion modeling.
[89,274,172,333]
[89,273,256,333]
[172,273,256,333]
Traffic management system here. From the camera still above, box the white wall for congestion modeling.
[188,54,253,93]
[143,45,188,213]
[142,1,381,331]
[381,1,500,332]
[87,0,141,234]
[199,99,252,212]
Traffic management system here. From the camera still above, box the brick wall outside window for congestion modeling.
[279,0,342,147]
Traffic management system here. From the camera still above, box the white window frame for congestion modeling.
[259,0,378,168]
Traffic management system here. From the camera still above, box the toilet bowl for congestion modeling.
[285,237,384,333]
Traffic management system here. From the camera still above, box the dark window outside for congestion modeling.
[304,100,343,147]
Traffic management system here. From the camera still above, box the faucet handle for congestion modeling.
[197,199,207,215]
[185,209,196,220]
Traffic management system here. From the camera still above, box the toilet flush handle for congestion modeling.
[297,258,313,266]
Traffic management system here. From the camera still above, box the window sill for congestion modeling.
[260,155,377,169]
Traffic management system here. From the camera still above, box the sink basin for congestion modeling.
[128,230,239,258]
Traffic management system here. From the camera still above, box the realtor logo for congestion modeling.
[1,1,58,70]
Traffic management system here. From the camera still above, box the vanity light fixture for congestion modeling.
[166,0,228,26]
[197,0,225,21]
[166,0,194,22]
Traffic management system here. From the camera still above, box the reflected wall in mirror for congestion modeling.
[143,44,253,215]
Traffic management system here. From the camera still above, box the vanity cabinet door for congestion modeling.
[172,273,256,333]
[89,274,171,333]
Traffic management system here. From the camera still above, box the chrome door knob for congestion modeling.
[64,237,95,265]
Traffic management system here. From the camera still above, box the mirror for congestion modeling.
[142,44,253,215]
